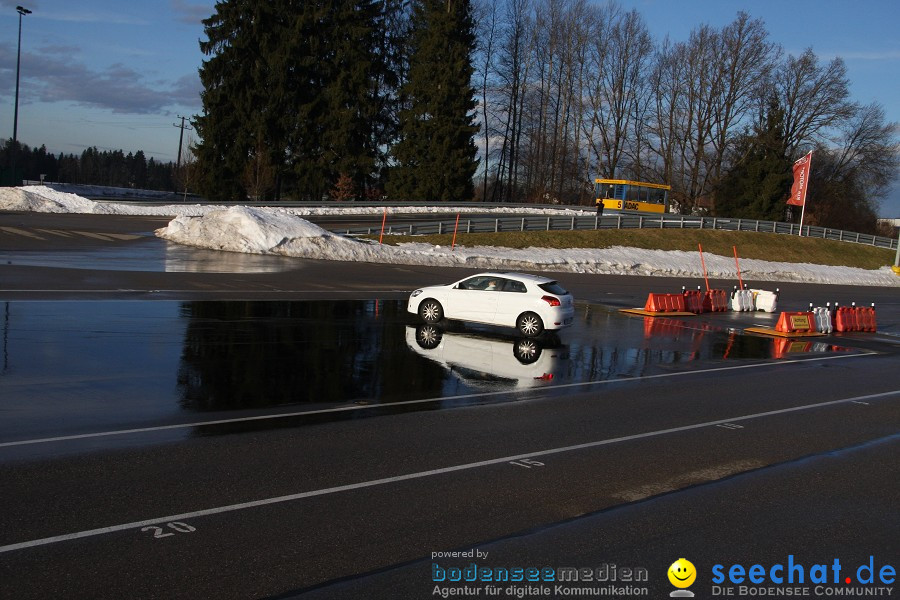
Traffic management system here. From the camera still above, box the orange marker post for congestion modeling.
[451,213,461,251]
[379,208,388,245]
[698,243,710,292]
[733,246,744,290]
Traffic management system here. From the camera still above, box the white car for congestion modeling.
[407,272,575,337]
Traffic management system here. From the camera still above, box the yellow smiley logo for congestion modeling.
[668,558,697,588]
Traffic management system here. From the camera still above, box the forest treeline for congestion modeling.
[0,142,178,192]
[3,0,897,234]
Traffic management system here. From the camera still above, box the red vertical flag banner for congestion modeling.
[788,151,812,235]
[788,151,812,207]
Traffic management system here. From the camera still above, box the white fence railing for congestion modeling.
[347,213,899,250]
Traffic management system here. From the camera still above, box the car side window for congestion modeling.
[458,276,493,291]
[483,278,503,291]
[457,276,526,292]
[504,280,526,293]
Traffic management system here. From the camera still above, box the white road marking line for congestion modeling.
[0,226,45,240]
[0,352,880,449]
[1,388,897,555]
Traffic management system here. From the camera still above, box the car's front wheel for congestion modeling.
[419,299,443,323]
[517,312,544,337]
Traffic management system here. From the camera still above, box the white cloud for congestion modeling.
[0,41,200,114]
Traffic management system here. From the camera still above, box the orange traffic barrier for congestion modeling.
[834,306,852,332]
[683,288,705,314]
[834,304,877,332]
[854,303,876,332]
[703,289,728,312]
[863,304,877,332]
[850,303,861,331]
[644,293,687,313]
[775,312,816,333]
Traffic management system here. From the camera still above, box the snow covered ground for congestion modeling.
[2,185,897,287]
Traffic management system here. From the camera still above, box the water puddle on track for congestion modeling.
[0,299,857,452]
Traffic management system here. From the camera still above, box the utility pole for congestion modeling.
[173,115,193,170]
[172,116,193,194]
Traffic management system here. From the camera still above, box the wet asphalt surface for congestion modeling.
[0,212,898,599]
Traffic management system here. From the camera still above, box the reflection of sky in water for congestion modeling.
[0,238,298,273]
[0,301,187,439]
[0,300,855,448]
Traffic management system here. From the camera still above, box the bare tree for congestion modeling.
[487,0,533,203]
[474,0,500,202]
[519,0,592,204]
[708,12,778,186]
[649,24,720,214]
[828,102,900,194]
[645,14,778,214]
[584,5,652,180]
[776,48,855,156]
[646,37,685,191]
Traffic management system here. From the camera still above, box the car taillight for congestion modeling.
[541,295,561,307]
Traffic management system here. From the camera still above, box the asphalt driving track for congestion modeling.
[0,212,898,599]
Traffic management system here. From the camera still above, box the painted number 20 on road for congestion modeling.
[141,522,197,539]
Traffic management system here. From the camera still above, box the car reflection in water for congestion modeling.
[406,324,568,390]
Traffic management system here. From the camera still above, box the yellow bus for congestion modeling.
[595,179,671,214]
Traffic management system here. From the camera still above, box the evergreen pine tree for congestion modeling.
[388,0,479,202]
[716,98,792,221]
[287,0,387,201]
[193,1,278,200]
[195,0,267,200]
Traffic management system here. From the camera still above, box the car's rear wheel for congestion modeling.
[517,312,544,337]
[419,299,443,323]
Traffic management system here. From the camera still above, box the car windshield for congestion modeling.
[538,281,568,295]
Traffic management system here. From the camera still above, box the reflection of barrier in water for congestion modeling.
[642,316,712,361]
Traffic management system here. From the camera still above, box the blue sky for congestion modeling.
[1,0,899,215]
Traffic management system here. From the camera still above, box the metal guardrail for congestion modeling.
[346,213,899,251]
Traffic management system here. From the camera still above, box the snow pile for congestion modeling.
[160,206,346,254]
[0,186,98,213]
[39,182,175,199]
[156,206,900,286]
[3,185,898,286]
[0,186,214,216]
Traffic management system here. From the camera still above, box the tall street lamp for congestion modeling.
[11,5,32,186]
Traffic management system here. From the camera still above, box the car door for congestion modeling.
[445,276,501,323]
[493,278,529,327]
